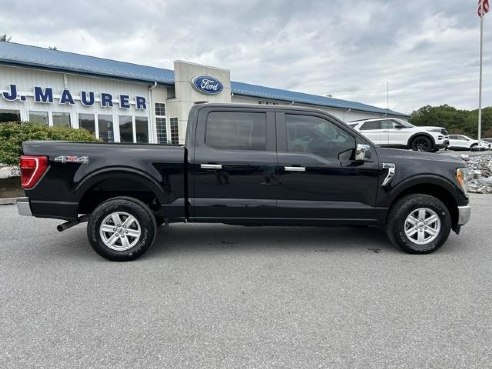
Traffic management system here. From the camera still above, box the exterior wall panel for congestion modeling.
[0,65,169,143]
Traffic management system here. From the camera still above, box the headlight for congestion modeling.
[456,168,468,197]
[427,128,442,133]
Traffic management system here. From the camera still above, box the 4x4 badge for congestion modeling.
[54,156,89,164]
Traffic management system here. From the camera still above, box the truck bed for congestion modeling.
[22,141,187,220]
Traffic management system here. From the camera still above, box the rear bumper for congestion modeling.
[457,205,471,226]
[16,197,78,220]
[17,197,32,216]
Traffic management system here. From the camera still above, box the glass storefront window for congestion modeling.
[170,117,179,144]
[156,117,167,144]
[155,103,166,116]
[0,109,21,123]
[79,113,95,135]
[119,116,133,143]
[135,117,148,143]
[98,114,114,143]
[53,112,71,127]
[29,111,49,125]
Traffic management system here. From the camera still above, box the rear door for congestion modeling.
[189,107,278,223]
[358,120,388,145]
[275,111,380,224]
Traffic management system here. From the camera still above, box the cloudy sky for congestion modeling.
[1,0,491,114]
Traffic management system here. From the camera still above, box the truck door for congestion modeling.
[189,107,278,223]
[275,111,380,224]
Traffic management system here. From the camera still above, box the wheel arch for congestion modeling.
[75,168,168,215]
[386,177,460,228]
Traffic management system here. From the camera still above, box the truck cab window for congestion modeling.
[205,112,266,151]
[285,114,355,160]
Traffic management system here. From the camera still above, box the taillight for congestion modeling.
[20,155,48,189]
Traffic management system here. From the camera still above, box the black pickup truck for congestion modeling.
[17,104,470,261]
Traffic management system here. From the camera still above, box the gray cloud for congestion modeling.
[1,0,491,113]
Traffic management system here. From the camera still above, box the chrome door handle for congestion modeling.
[200,164,223,170]
[284,166,305,172]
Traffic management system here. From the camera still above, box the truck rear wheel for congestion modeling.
[87,197,157,261]
[386,194,451,254]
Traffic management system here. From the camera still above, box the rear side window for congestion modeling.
[360,121,382,130]
[205,112,267,151]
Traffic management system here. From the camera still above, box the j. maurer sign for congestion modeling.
[1,84,147,109]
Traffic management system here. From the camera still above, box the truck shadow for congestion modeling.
[149,224,396,257]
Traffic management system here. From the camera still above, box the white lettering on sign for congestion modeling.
[200,78,220,91]
[1,84,147,110]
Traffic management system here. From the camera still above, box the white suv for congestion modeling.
[448,134,491,151]
[347,118,449,152]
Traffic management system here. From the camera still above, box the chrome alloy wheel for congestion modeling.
[99,211,141,251]
[404,208,441,245]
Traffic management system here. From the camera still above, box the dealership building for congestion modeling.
[0,42,407,144]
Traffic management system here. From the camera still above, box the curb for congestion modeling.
[0,198,17,205]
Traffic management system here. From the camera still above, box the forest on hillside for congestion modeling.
[409,105,492,138]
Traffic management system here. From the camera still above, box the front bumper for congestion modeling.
[17,197,32,216]
[457,205,471,226]
[435,139,450,149]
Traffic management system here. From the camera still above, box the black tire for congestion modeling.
[87,196,157,261]
[470,143,478,151]
[386,194,451,254]
[410,136,433,152]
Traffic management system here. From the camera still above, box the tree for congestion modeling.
[409,105,492,138]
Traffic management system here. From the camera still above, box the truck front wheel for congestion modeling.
[87,197,157,261]
[386,194,451,254]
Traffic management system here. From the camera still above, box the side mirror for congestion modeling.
[355,144,372,161]
[394,125,403,129]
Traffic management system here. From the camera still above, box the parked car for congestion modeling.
[479,138,492,149]
[348,118,449,152]
[17,104,470,261]
[448,134,491,151]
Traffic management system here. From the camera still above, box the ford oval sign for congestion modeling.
[191,76,224,95]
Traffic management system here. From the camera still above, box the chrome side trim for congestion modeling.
[200,164,222,170]
[457,205,471,226]
[382,163,396,187]
[16,197,32,216]
[284,166,306,172]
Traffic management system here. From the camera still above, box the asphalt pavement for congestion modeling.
[0,195,491,369]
